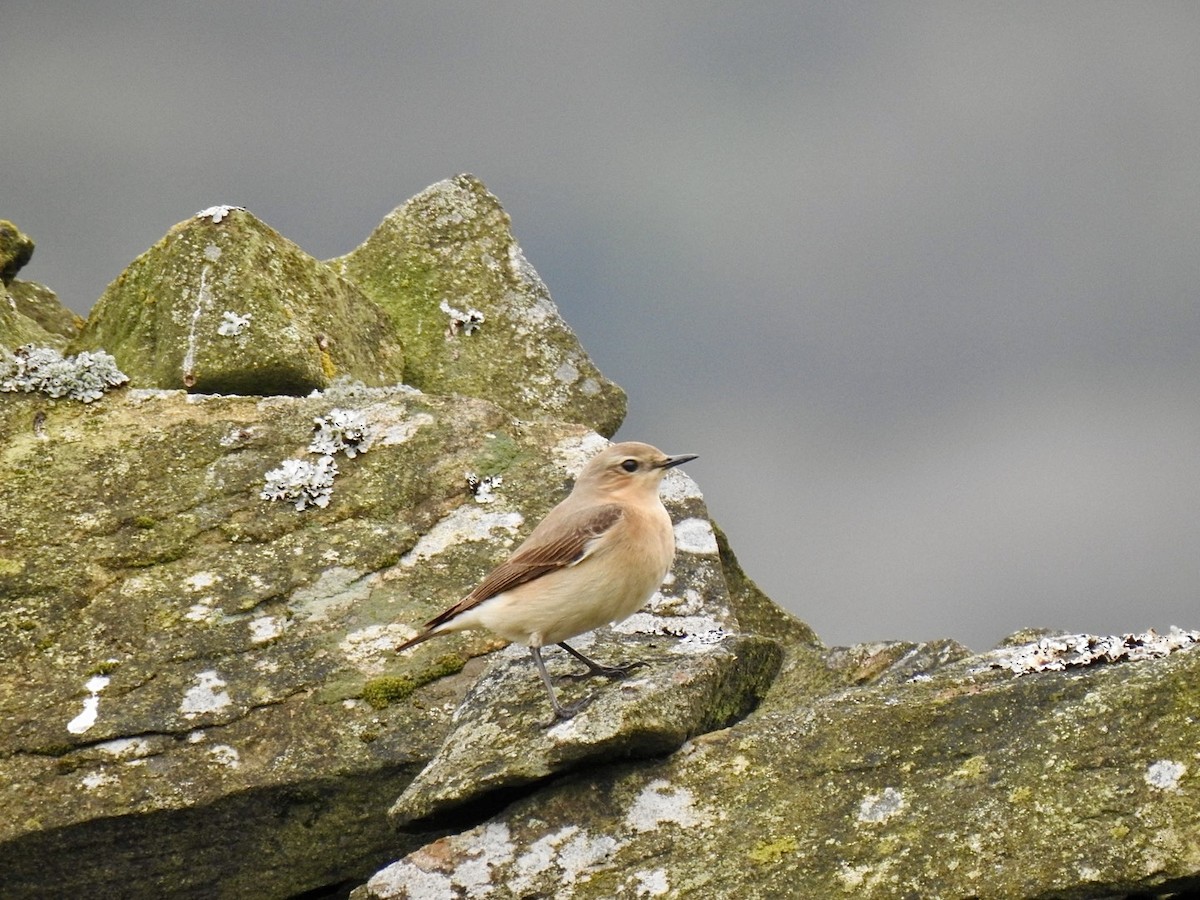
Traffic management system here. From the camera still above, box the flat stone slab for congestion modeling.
[389,631,783,827]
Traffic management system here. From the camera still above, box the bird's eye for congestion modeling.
[620,459,639,473]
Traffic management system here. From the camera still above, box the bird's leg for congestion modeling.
[530,646,593,726]
[556,641,646,681]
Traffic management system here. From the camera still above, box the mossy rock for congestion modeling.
[8,279,84,342]
[332,175,626,436]
[0,219,35,285]
[356,639,1200,899]
[0,383,760,898]
[74,207,405,395]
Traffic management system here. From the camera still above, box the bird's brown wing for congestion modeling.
[419,502,625,631]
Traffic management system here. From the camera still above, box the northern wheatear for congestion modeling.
[396,441,697,723]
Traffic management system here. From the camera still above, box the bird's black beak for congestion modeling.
[659,453,698,469]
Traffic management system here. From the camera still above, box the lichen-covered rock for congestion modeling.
[8,278,84,342]
[389,631,782,828]
[73,206,405,395]
[355,636,1200,900]
[332,175,627,436]
[382,432,784,827]
[0,345,128,402]
[1,220,68,350]
[1,292,64,349]
[0,219,35,284]
[0,385,771,899]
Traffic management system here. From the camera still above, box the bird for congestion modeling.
[395,441,698,724]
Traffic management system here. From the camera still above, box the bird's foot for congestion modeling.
[555,641,647,681]
[559,659,646,681]
[541,693,594,728]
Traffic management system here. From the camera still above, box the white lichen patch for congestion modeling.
[216,310,252,336]
[363,858,456,900]
[1145,759,1187,792]
[67,675,111,735]
[400,506,525,567]
[613,611,728,652]
[465,471,503,503]
[376,411,435,446]
[440,298,485,336]
[983,627,1200,676]
[507,242,551,310]
[248,615,286,644]
[185,571,218,591]
[552,432,611,478]
[219,425,262,448]
[673,517,719,555]
[310,408,374,458]
[838,859,897,892]
[261,455,339,511]
[625,779,708,833]
[858,786,907,824]
[208,744,240,768]
[340,623,415,674]
[185,601,217,623]
[366,822,514,899]
[79,770,118,791]
[632,868,670,897]
[509,825,620,895]
[288,567,373,623]
[181,264,213,383]
[96,737,155,760]
[647,586,707,618]
[179,670,231,719]
[1,345,129,402]
[511,829,567,888]
[659,467,704,505]
[552,830,619,886]
[457,822,517,893]
[315,378,424,402]
[554,360,580,385]
[195,205,245,223]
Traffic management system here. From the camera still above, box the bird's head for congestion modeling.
[573,441,698,499]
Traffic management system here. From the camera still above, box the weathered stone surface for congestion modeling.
[387,451,785,828]
[0,221,86,350]
[73,207,405,395]
[0,384,764,898]
[332,175,626,437]
[8,185,1198,900]
[8,279,84,342]
[355,637,1200,900]
[1,289,63,349]
[823,637,973,685]
[390,633,782,828]
[0,219,35,284]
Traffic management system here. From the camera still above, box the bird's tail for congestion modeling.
[395,629,437,654]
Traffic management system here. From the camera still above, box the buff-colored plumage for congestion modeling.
[396,441,696,722]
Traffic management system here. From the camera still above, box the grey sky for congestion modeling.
[5,3,1199,648]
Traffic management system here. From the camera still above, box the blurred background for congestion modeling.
[4,3,1198,649]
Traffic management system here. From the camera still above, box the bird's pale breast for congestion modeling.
[468,501,674,647]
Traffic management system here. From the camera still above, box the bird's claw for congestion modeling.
[559,659,646,682]
[542,693,594,728]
